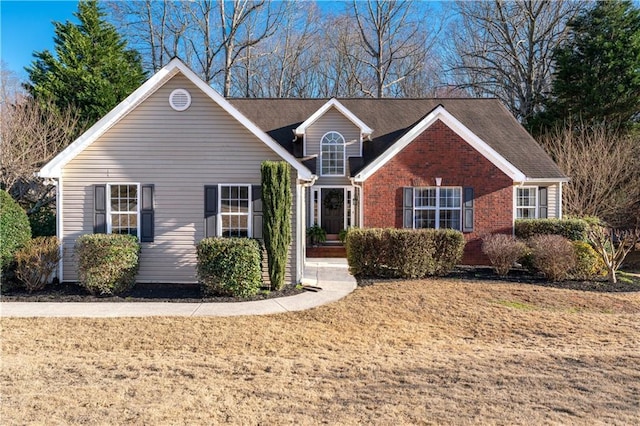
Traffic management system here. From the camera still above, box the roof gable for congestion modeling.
[230,98,567,181]
[38,58,313,179]
[353,105,527,182]
[294,98,373,136]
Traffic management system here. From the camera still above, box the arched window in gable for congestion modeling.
[320,131,345,176]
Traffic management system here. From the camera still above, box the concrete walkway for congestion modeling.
[0,258,357,318]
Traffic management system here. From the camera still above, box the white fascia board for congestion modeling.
[294,98,373,136]
[38,58,314,181]
[354,105,527,183]
[520,177,570,184]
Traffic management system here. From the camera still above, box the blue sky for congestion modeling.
[0,0,347,79]
[1,1,80,78]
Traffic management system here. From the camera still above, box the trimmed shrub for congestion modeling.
[482,234,527,277]
[527,234,576,281]
[75,234,140,296]
[14,237,61,292]
[261,161,292,290]
[28,207,56,237]
[515,218,589,241]
[431,230,467,276]
[196,237,262,297]
[570,240,607,280]
[346,228,465,279]
[0,190,32,271]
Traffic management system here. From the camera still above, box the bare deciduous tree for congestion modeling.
[106,0,190,72]
[588,226,640,284]
[448,0,580,122]
[0,68,79,211]
[107,0,284,96]
[349,0,440,98]
[539,124,640,228]
[234,2,321,98]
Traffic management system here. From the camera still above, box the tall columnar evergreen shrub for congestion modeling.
[261,161,292,290]
[0,190,32,271]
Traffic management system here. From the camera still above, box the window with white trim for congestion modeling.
[414,187,462,230]
[320,131,345,176]
[108,184,139,237]
[516,187,537,219]
[220,185,250,237]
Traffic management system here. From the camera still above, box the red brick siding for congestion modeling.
[363,119,514,265]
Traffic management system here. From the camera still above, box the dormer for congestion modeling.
[294,99,373,179]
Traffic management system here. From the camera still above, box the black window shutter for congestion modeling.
[204,185,218,238]
[463,187,474,233]
[140,184,154,242]
[252,185,263,239]
[94,184,107,234]
[538,187,548,219]
[402,187,414,228]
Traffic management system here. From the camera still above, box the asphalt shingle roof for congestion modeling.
[229,98,566,180]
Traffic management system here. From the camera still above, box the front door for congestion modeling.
[321,188,344,234]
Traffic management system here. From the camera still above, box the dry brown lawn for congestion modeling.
[2,279,640,425]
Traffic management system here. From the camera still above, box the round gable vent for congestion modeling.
[169,89,191,111]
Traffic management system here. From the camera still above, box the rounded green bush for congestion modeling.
[75,234,140,296]
[0,190,32,271]
[196,237,262,297]
[571,240,607,280]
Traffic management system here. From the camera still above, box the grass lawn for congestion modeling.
[2,278,640,424]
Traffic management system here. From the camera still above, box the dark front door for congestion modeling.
[321,188,344,234]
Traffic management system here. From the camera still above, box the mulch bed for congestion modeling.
[1,282,305,303]
[3,263,639,302]
[358,266,640,293]
[449,266,640,293]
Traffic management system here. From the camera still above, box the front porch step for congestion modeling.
[306,243,346,258]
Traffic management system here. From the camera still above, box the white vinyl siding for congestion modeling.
[305,107,361,185]
[547,184,558,218]
[61,73,298,283]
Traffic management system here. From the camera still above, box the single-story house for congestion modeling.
[39,58,567,284]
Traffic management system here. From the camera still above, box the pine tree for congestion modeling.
[261,161,292,290]
[532,0,640,133]
[25,0,146,133]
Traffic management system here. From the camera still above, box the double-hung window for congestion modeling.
[320,131,345,176]
[414,187,462,231]
[516,187,537,219]
[220,185,250,237]
[108,184,140,237]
